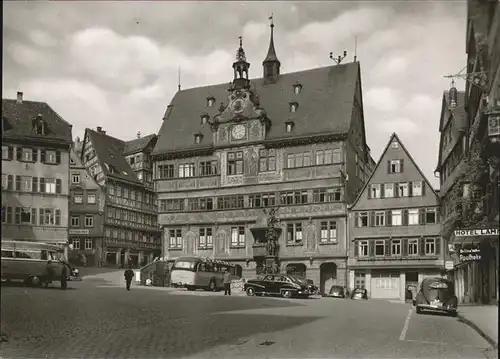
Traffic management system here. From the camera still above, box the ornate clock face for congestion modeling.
[231,124,246,140]
[230,99,245,114]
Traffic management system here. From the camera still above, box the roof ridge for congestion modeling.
[87,128,125,144]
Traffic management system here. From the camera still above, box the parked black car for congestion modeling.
[350,288,368,300]
[324,285,346,298]
[244,274,310,298]
[304,279,319,295]
[414,277,458,316]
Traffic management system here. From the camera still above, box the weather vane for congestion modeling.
[330,50,348,65]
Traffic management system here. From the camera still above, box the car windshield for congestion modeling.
[287,276,303,284]
[172,260,197,270]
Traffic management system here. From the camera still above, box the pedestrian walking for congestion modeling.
[223,269,232,296]
[124,265,135,291]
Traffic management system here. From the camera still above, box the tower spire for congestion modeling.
[263,14,280,80]
[232,36,250,90]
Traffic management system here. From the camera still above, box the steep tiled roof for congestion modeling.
[350,133,440,209]
[85,129,142,185]
[2,99,72,144]
[123,134,157,155]
[153,62,359,155]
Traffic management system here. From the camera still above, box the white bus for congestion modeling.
[1,240,70,287]
[170,256,236,291]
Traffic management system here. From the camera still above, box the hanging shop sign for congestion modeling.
[454,228,499,237]
[458,247,482,262]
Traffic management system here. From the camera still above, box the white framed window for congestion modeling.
[43,209,55,225]
[425,238,436,255]
[2,146,9,160]
[358,240,369,257]
[392,210,402,226]
[45,150,57,164]
[320,221,337,243]
[375,240,385,256]
[169,229,183,249]
[71,216,79,227]
[87,194,96,204]
[84,239,93,250]
[391,141,399,149]
[85,215,94,227]
[286,123,293,132]
[22,148,33,162]
[384,183,394,198]
[390,159,403,173]
[286,223,303,244]
[374,211,385,226]
[72,174,80,184]
[408,209,419,225]
[74,194,83,204]
[199,228,213,249]
[227,152,244,175]
[370,184,381,199]
[45,178,56,194]
[408,239,418,256]
[357,212,368,227]
[179,163,195,178]
[412,181,422,196]
[398,182,409,196]
[72,238,80,250]
[21,176,32,192]
[391,239,401,255]
[425,208,437,224]
[230,226,245,247]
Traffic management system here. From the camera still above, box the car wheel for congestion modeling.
[186,286,195,291]
[281,290,292,298]
[246,287,255,296]
[28,276,41,287]
[208,280,216,292]
[416,306,422,314]
[449,311,457,317]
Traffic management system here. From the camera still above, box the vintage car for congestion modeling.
[305,279,319,295]
[324,285,346,298]
[350,287,368,300]
[244,274,310,298]
[414,277,458,316]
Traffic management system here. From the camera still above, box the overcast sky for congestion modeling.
[3,1,467,189]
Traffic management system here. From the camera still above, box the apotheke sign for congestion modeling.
[459,247,482,262]
[454,228,499,237]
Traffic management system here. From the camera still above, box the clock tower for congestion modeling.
[207,37,271,146]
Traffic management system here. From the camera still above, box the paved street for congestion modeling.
[1,280,496,359]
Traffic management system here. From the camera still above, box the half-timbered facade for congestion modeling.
[349,133,443,301]
[153,24,374,292]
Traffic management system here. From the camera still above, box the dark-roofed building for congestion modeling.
[2,92,72,256]
[348,133,442,302]
[123,132,158,190]
[152,24,373,291]
[80,127,161,268]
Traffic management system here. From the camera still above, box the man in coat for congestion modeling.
[124,265,135,291]
[223,270,232,296]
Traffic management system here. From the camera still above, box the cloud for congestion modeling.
[364,87,399,112]
[6,42,53,69]
[29,30,58,47]
[377,118,421,135]
[404,94,435,114]
[371,56,409,80]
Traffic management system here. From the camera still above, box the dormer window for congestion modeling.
[32,114,46,135]
[391,141,399,149]
[207,97,215,107]
[194,133,203,144]
[289,102,298,113]
[285,121,295,133]
[293,84,303,95]
[201,113,209,125]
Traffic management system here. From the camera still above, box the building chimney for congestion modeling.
[17,91,23,104]
[75,136,81,144]
[102,130,106,135]
[96,126,102,133]
[137,131,141,139]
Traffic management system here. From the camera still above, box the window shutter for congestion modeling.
[369,240,375,256]
[31,208,37,225]
[394,183,399,197]
[400,159,404,173]
[32,177,38,192]
[39,208,44,225]
[354,240,359,257]
[380,184,385,198]
[8,146,13,160]
[402,209,409,225]
[435,209,440,224]
[387,160,391,174]
[56,179,62,194]
[369,211,375,227]
[40,150,46,163]
[15,175,21,191]
[419,237,425,255]
[40,178,46,193]
[402,239,408,256]
[418,209,426,224]
[15,207,21,224]
[56,151,61,164]
[16,148,22,161]
[354,213,359,227]
[422,181,426,196]
[32,148,38,162]
[386,210,392,226]
[367,185,372,199]
[385,240,390,256]
[408,181,413,196]
[55,209,61,225]
[435,238,441,255]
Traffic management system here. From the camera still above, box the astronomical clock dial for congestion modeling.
[231,124,246,140]
[230,99,246,114]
